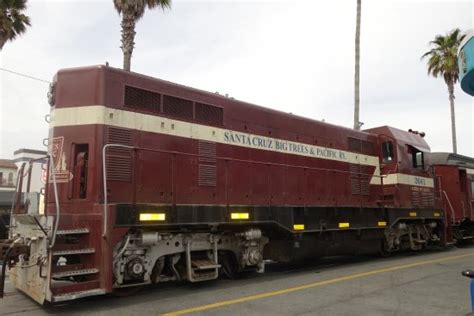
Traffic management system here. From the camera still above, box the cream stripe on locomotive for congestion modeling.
[49,105,433,188]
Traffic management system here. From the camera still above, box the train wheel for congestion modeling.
[220,252,240,279]
[378,239,392,258]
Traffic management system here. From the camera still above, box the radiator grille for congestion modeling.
[198,141,216,186]
[350,164,370,196]
[106,127,132,181]
[195,102,224,126]
[124,85,161,112]
[163,95,193,119]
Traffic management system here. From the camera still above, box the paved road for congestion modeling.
[1,245,474,316]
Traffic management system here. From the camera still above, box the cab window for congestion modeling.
[410,146,424,169]
[72,144,89,199]
[382,141,394,163]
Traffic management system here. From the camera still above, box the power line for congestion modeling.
[0,67,50,84]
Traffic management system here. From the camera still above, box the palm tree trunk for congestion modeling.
[353,0,362,130]
[120,12,136,72]
[0,33,7,50]
[447,81,457,153]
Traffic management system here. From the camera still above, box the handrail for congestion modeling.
[102,144,135,238]
[442,190,456,225]
[48,153,61,249]
[9,164,25,239]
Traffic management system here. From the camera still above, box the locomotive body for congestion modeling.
[0,65,466,304]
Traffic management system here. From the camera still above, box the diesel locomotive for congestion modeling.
[1,65,473,304]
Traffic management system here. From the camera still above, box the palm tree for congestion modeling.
[113,0,171,72]
[353,0,362,130]
[422,29,465,154]
[0,0,31,50]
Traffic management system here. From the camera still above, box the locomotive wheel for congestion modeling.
[220,252,240,279]
[378,239,392,258]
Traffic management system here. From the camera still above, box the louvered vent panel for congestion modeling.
[350,164,361,195]
[411,190,421,206]
[199,165,217,186]
[195,102,224,126]
[421,191,434,207]
[199,141,216,163]
[163,95,193,119]
[348,138,361,152]
[124,85,161,112]
[106,127,132,181]
[361,141,375,155]
[198,141,216,187]
[360,165,370,196]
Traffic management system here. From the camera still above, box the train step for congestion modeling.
[52,248,95,256]
[52,268,99,279]
[52,288,105,303]
[185,240,220,282]
[56,228,90,235]
[192,259,221,270]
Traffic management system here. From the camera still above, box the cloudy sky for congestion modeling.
[0,0,473,159]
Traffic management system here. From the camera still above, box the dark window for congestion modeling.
[471,181,474,201]
[382,141,394,163]
[361,141,375,155]
[348,137,374,155]
[410,146,424,169]
[163,95,193,119]
[124,85,161,112]
[0,172,3,185]
[348,137,361,152]
[195,102,224,126]
[72,144,89,199]
[8,173,13,186]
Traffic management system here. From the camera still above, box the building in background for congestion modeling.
[0,159,17,192]
[0,149,47,239]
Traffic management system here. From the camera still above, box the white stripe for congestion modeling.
[383,173,434,188]
[50,105,380,166]
[467,168,474,175]
[50,105,432,188]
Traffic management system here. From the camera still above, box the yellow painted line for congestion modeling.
[160,252,474,316]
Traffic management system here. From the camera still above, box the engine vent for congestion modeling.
[163,95,193,119]
[350,164,370,196]
[198,141,216,186]
[195,102,224,126]
[105,127,132,181]
[124,85,161,112]
[348,137,375,155]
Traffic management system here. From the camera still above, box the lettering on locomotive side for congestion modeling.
[224,131,348,162]
[414,177,426,186]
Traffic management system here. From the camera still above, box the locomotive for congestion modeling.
[0,65,473,304]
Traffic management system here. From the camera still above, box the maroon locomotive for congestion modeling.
[1,65,473,304]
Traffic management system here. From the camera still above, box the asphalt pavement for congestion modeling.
[1,245,474,316]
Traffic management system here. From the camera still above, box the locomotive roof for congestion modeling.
[364,125,430,151]
[55,65,376,141]
[426,152,474,169]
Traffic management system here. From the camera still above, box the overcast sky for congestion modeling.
[0,0,473,159]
